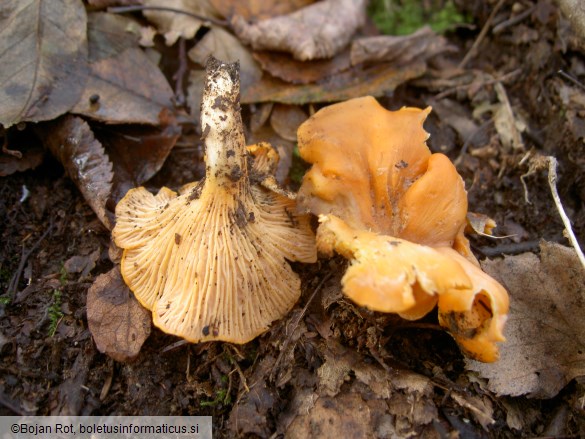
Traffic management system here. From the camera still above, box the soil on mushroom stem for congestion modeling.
[2,4,585,437]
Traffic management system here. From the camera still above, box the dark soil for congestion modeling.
[2,1,585,437]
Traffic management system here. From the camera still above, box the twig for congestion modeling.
[7,222,54,299]
[173,37,188,106]
[558,70,585,92]
[479,239,541,257]
[2,135,22,159]
[547,156,585,270]
[492,5,535,34]
[434,68,521,101]
[458,0,507,69]
[107,5,228,27]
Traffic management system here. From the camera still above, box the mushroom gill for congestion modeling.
[113,58,316,344]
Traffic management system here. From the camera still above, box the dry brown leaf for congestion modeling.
[493,82,525,151]
[242,61,426,104]
[350,26,452,66]
[188,26,262,91]
[142,0,218,45]
[231,0,367,61]
[98,109,181,200]
[87,267,151,362]
[282,341,438,437]
[72,13,174,125]
[42,116,114,229]
[210,0,314,21]
[467,241,585,398]
[0,146,45,177]
[0,0,88,127]
[227,355,278,437]
[253,50,351,85]
[270,104,308,142]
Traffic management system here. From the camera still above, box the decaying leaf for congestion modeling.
[0,0,88,127]
[232,0,367,61]
[242,61,427,104]
[280,341,439,437]
[228,355,278,437]
[188,26,262,91]
[0,146,45,177]
[493,82,525,151]
[142,0,219,45]
[41,115,114,229]
[72,13,174,125]
[253,50,352,85]
[468,241,585,398]
[87,267,151,362]
[270,104,308,142]
[210,0,314,21]
[350,26,452,66]
[98,109,181,200]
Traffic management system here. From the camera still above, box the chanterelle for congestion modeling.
[113,58,316,344]
[297,96,509,362]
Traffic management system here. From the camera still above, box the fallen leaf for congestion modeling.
[281,341,438,438]
[270,104,308,141]
[231,0,367,61]
[96,108,181,200]
[242,61,426,104]
[493,82,525,151]
[249,102,274,132]
[467,241,585,398]
[210,0,313,21]
[0,146,45,177]
[228,355,278,437]
[188,26,262,91]
[286,392,376,438]
[350,26,452,66]
[253,50,351,85]
[71,13,174,125]
[51,346,95,415]
[87,267,151,362]
[64,249,101,279]
[142,0,219,45]
[0,0,88,127]
[41,115,115,229]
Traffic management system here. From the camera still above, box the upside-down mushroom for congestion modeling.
[113,58,316,344]
[297,96,509,362]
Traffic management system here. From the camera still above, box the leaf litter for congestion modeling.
[1,0,585,437]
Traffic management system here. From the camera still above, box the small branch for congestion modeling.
[492,5,535,34]
[2,135,22,159]
[547,156,585,270]
[558,70,585,92]
[458,0,506,69]
[7,222,54,299]
[107,5,228,27]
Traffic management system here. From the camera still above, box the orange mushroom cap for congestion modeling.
[297,96,509,362]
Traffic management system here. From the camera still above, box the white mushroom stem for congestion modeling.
[201,58,247,190]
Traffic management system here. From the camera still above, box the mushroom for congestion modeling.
[112,58,316,344]
[297,96,509,362]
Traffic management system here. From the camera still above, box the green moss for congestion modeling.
[369,0,469,35]
[48,289,64,337]
[289,145,308,186]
